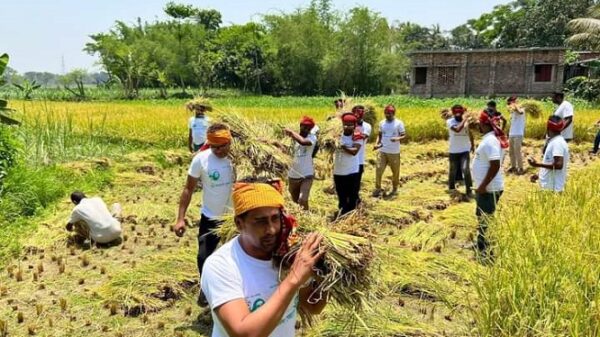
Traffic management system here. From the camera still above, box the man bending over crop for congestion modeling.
[174,123,235,304]
[66,191,122,245]
[201,181,327,337]
[472,111,504,259]
[285,116,318,210]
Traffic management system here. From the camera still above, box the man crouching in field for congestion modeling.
[201,181,327,337]
[174,123,235,305]
[66,191,122,245]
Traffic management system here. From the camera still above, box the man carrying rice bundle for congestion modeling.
[285,116,318,210]
[529,116,570,192]
[187,99,213,153]
[353,105,372,200]
[201,181,327,337]
[373,105,406,197]
[174,123,235,305]
[333,113,362,216]
[472,111,504,260]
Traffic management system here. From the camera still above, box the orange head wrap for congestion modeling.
[207,129,232,146]
[300,116,315,128]
[233,182,285,216]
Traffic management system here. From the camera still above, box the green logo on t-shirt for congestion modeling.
[251,298,265,312]
[208,170,221,181]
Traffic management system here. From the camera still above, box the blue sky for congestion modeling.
[1,0,511,73]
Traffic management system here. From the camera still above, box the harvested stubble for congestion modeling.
[213,204,377,323]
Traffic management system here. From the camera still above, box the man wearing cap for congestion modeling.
[471,111,504,258]
[174,123,235,294]
[447,105,474,196]
[353,105,372,196]
[284,116,318,210]
[552,92,575,142]
[529,116,570,192]
[187,100,213,153]
[507,96,526,174]
[201,181,327,337]
[334,113,362,215]
[373,105,406,197]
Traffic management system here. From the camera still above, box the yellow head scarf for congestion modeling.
[233,182,285,216]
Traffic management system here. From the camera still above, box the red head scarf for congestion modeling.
[451,105,465,115]
[480,111,509,149]
[547,118,565,133]
[341,112,357,124]
[300,116,315,128]
[352,105,365,119]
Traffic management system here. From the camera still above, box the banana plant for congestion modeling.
[13,78,42,100]
[0,53,20,125]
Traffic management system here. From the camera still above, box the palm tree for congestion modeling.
[567,4,600,50]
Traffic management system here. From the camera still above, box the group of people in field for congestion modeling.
[62,91,595,337]
[444,92,574,257]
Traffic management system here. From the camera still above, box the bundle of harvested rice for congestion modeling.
[186,97,213,111]
[318,115,343,154]
[213,205,377,323]
[519,100,543,118]
[440,109,452,120]
[211,111,292,178]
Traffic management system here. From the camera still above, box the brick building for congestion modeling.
[408,48,600,98]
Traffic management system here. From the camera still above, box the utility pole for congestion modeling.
[61,55,66,75]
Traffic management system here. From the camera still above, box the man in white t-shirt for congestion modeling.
[285,116,317,210]
[529,116,570,192]
[353,105,372,196]
[201,181,327,337]
[333,113,362,216]
[174,123,235,302]
[66,191,122,245]
[471,111,504,259]
[507,96,526,174]
[552,92,574,142]
[446,105,474,196]
[373,105,406,197]
[187,100,212,153]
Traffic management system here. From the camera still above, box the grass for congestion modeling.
[473,160,600,337]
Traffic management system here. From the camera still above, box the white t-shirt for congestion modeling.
[446,118,471,154]
[310,125,320,135]
[509,108,526,137]
[188,149,234,219]
[201,237,298,337]
[553,101,574,140]
[379,119,405,154]
[472,132,504,192]
[539,136,569,192]
[356,122,372,164]
[189,116,210,145]
[68,197,122,244]
[288,133,317,179]
[333,134,360,176]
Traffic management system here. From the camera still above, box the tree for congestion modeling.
[264,1,333,94]
[60,69,88,100]
[568,4,600,49]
